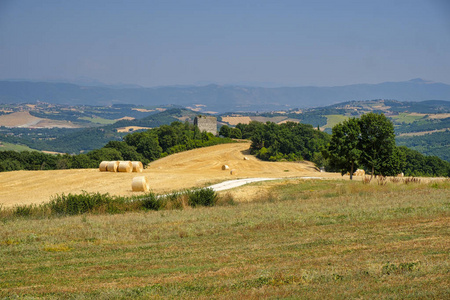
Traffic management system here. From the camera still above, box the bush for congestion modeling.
[187,188,218,207]
[48,191,123,216]
[140,193,163,210]
[13,204,34,217]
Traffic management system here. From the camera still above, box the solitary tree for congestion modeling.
[327,117,361,179]
[358,112,397,178]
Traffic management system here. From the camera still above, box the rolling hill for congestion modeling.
[1,78,450,113]
[0,142,331,207]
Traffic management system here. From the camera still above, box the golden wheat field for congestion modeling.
[0,142,342,207]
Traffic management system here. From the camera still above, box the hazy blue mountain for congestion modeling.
[1,78,450,112]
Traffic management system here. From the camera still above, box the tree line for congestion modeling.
[1,114,449,177]
[220,114,450,178]
[220,121,330,161]
[0,121,232,172]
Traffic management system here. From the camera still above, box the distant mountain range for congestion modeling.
[1,78,450,113]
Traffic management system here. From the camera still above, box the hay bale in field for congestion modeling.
[107,161,119,172]
[222,165,230,170]
[132,161,144,173]
[230,169,237,175]
[132,176,149,192]
[397,172,404,177]
[99,161,109,172]
[243,156,249,160]
[353,169,365,176]
[118,161,132,173]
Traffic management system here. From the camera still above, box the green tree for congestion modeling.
[71,153,96,169]
[104,141,146,162]
[327,117,361,179]
[230,127,242,139]
[0,159,22,172]
[137,135,162,161]
[219,125,231,137]
[358,113,397,178]
[87,147,123,163]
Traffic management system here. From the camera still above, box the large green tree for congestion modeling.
[358,112,400,177]
[327,113,404,178]
[327,117,361,179]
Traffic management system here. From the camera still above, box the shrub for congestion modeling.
[48,191,120,216]
[13,204,34,217]
[140,193,163,211]
[188,188,218,207]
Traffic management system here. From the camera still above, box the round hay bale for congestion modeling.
[107,161,119,172]
[118,161,132,173]
[243,156,249,160]
[132,176,149,192]
[132,161,144,173]
[99,161,109,172]
[222,165,230,170]
[230,169,237,175]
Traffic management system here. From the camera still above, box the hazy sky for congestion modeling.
[1,0,449,87]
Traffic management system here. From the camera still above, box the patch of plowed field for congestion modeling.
[0,111,80,128]
[0,111,42,127]
[0,142,340,207]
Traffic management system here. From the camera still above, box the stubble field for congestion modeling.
[0,142,338,208]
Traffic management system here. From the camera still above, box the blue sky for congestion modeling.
[0,0,449,87]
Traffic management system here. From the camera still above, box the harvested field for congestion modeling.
[221,116,253,125]
[116,116,135,121]
[398,128,450,137]
[131,108,155,112]
[30,118,79,128]
[0,111,42,127]
[277,119,300,124]
[428,113,450,119]
[0,111,80,128]
[116,126,152,132]
[250,116,288,123]
[0,142,340,207]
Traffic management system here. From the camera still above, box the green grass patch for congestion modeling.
[0,142,36,152]
[390,113,427,124]
[78,116,116,125]
[323,114,349,129]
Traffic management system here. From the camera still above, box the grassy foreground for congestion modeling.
[1,179,449,299]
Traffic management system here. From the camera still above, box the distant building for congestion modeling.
[194,115,217,136]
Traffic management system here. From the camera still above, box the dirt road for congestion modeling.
[0,142,341,207]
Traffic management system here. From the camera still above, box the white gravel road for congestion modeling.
[207,177,325,192]
[207,178,280,191]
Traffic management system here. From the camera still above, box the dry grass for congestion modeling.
[221,116,253,125]
[0,142,329,208]
[1,179,448,299]
[116,126,152,133]
[0,111,42,127]
[0,111,80,128]
[397,128,450,137]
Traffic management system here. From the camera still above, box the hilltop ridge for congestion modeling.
[1,79,450,113]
